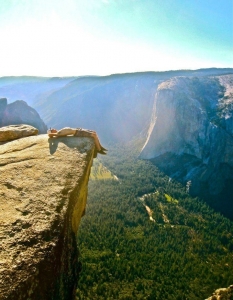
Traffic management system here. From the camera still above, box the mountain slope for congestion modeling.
[34,74,158,143]
[0,76,75,107]
[0,98,47,133]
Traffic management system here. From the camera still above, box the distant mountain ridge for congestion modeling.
[0,77,74,108]
[1,68,233,216]
[1,68,232,142]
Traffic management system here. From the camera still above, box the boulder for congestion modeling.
[0,124,38,142]
[0,134,95,300]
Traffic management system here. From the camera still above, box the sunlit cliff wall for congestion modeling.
[0,135,95,300]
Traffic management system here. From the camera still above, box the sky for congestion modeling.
[0,0,232,76]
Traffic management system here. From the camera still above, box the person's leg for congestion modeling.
[90,132,107,151]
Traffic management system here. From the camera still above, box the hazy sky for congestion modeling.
[0,0,232,76]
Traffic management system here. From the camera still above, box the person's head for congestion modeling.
[51,128,57,133]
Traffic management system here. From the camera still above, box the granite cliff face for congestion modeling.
[0,98,47,133]
[140,75,233,217]
[0,134,95,300]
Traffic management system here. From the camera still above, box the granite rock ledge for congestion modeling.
[0,134,95,300]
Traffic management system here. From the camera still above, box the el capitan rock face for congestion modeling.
[0,134,95,300]
[140,75,233,217]
[0,99,47,133]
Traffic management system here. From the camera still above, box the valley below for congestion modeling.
[76,143,233,300]
[0,68,233,299]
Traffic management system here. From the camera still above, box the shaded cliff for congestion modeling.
[140,75,233,217]
[0,134,95,300]
[34,74,158,143]
[0,98,47,133]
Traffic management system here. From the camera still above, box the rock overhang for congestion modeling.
[0,134,95,300]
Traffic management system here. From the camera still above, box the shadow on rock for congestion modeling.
[48,136,92,155]
[48,138,59,154]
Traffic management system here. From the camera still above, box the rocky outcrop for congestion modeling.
[0,99,47,133]
[0,134,95,300]
[206,285,233,300]
[0,124,38,142]
[140,75,233,217]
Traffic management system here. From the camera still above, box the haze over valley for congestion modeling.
[1,70,233,299]
[1,68,233,218]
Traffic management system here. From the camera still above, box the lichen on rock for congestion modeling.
[0,134,95,300]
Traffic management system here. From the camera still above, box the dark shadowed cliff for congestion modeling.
[0,98,47,133]
[34,74,158,143]
[0,134,95,300]
[140,74,233,218]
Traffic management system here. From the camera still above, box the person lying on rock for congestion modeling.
[48,127,107,155]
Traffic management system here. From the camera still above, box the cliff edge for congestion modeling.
[0,134,95,300]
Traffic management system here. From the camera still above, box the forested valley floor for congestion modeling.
[76,143,233,300]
